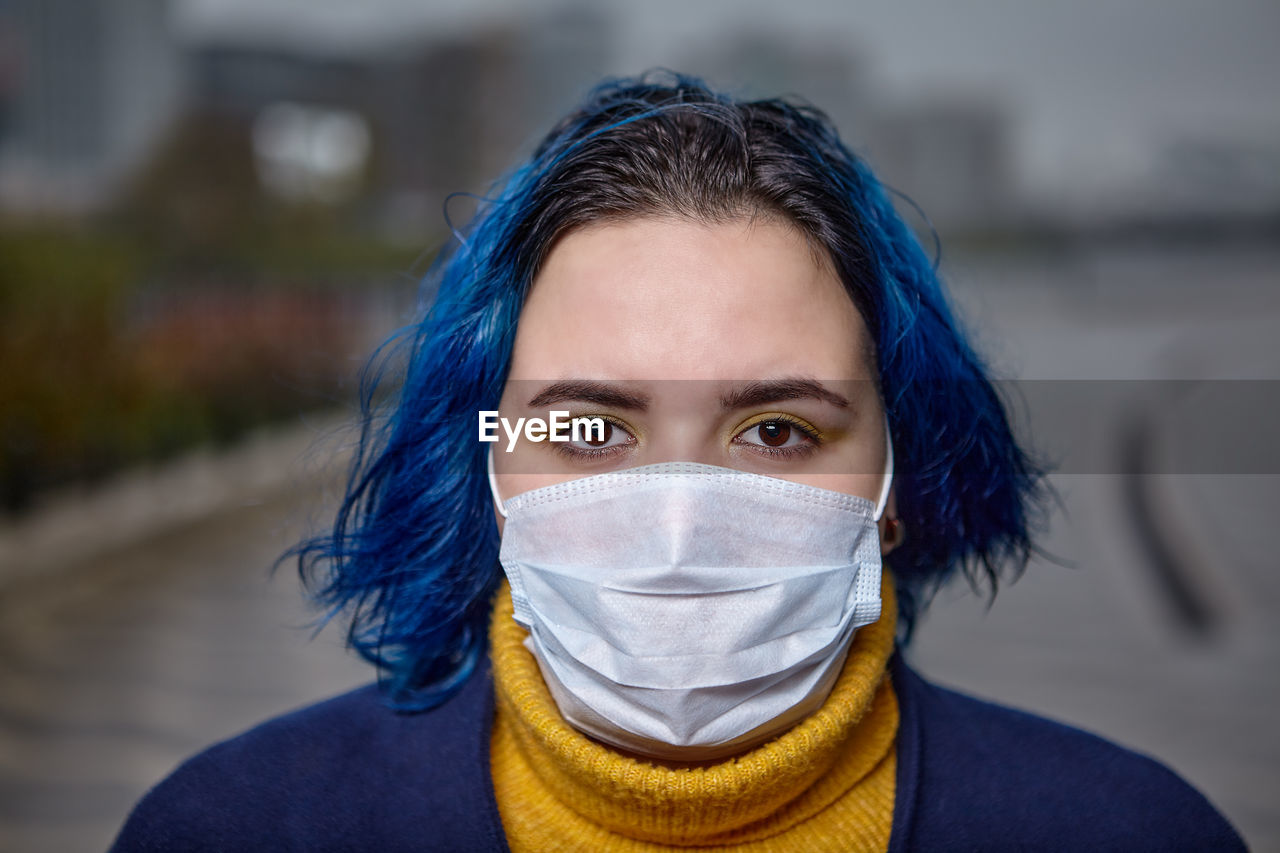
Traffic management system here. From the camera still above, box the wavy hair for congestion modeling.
[289,71,1047,710]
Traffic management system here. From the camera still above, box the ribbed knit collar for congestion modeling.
[488,572,899,848]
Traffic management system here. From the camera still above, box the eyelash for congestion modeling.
[553,415,635,461]
[552,414,823,461]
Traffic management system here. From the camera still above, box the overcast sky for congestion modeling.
[174,0,1280,199]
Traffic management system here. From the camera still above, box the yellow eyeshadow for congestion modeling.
[732,412,827,442]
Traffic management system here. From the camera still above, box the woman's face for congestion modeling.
[493,215,895,546]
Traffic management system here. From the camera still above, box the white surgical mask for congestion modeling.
[489,436,893,761]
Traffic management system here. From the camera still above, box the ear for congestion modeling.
[878,490,905,556]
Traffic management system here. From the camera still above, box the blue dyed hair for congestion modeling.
[290,71,1046,710]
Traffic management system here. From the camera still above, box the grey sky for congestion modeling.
[174,0,1280,199]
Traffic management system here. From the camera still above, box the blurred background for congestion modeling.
[1,0,1277,850]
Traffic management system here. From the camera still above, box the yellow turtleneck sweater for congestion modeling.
[488,572,900,852]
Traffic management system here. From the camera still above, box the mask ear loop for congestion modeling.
[487,446,509,519]
[872,414,894,522]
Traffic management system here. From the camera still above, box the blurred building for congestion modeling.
[680,35,1014,234]
[862,97,1013,232]
[681,31,872,137]
[1146,134,1280,220]
[185,4,611,238]
[372,3,613,235]
[6,0,1269,237]
[0,0,186,213]
[0,1,612,228]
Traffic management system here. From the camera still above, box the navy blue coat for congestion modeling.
[110,652,1245,852]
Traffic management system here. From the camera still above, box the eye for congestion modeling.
[733,415,821,457]
[558,417,635,459]
[575,419,625,448]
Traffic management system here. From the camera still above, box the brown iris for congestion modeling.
[584,421,613,447]
[758,420,791,447]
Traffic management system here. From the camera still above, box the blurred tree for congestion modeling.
[0,110,415,515]
[117,111,268,268]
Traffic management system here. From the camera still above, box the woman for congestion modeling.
[111,72,1243,851]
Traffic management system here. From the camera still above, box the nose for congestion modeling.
[639,420,724,468]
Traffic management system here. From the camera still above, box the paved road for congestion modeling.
[1,243,1277,852]
[0,486,369,853]
[909,242,1280,849]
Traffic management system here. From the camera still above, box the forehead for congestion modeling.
[507,216,874,383]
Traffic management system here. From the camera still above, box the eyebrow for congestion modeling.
[720,379,851,411]
[527,381,652,410]
[526,378,850,411]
